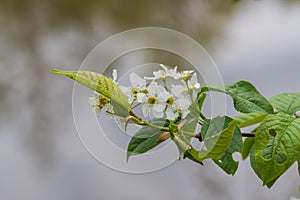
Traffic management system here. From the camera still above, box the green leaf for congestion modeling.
[50,69,130,117]
[198,93,207,111]
[214,124,243,175]
[127,118,169,160]
[200,81,274,114]
[242,137,255,160]
[184,148,203,165]
[234,112,267,128]
[270,92,300,115]
[225,81,274,114]
[250,145,261,179]
[255,113,300,185]
[250,145,280,188]
[198,116,237,161]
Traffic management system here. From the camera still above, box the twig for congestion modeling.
[195,132,255,142]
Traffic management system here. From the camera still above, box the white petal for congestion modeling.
[194,83,200,89]
[142,104,150,117]
[130,72,146,89]
[166,108,179,120]
[157,91,171,102]
[155,85,167,94]
[160,64,168,71]
[144,76,155,80]
[119,86,130,95]
[112,69,117,82]
[153,104,165,112]
[88,97,98,105]
[151,109,164,118]
[171,85,185,97]
[136,93,147,103]
[184,70,194,74]
[147,82,160,95]
[176,96,191,110]
[153,70,164,79]
[189,73,200,89]
[182,110,190,119]
[170,68,181,79]
[191,73,197,84]
[93,106,101,115]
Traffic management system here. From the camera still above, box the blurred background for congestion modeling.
[0,0,300,199]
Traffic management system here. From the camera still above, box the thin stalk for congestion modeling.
[131,103,141,110]
[199,111,206,120]
[162,79,168,91]
[142,121,169,131]
[194,132,255,141]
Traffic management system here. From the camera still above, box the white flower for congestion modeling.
[142,83,171,118]
[119,72,147,103]
[163,84,192,120]
[187,73,200,90]
[179,70,194,81]
[144,64,180,80]
[88,96,101,114]
[175,95,191,118]
[88,92,110,115]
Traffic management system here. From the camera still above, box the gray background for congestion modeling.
[0,0,299,199]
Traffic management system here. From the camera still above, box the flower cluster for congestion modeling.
[89,65,200,121]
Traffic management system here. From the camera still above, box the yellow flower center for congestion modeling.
[182,71,192,81]
[166,96,175,105]
[131,88,138,96]
[147,96,158,105]
[140,89,149,94]
[97,96,109,110]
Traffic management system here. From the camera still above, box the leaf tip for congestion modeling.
[49,69,67,76]
[50,69,64,75]
[49,69,76,80]
[126,151,132,162]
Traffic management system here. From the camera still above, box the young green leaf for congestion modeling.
[225,81,274,114]
[269,92,300,115]
[50,69,130,117]
[255,113,300,186]
[127,118,169,160]
[242,137,255,160]
[198,116,237,162]
[234,112,267,128]
[214,124,242,175]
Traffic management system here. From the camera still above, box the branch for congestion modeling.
[195,132,255,142]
